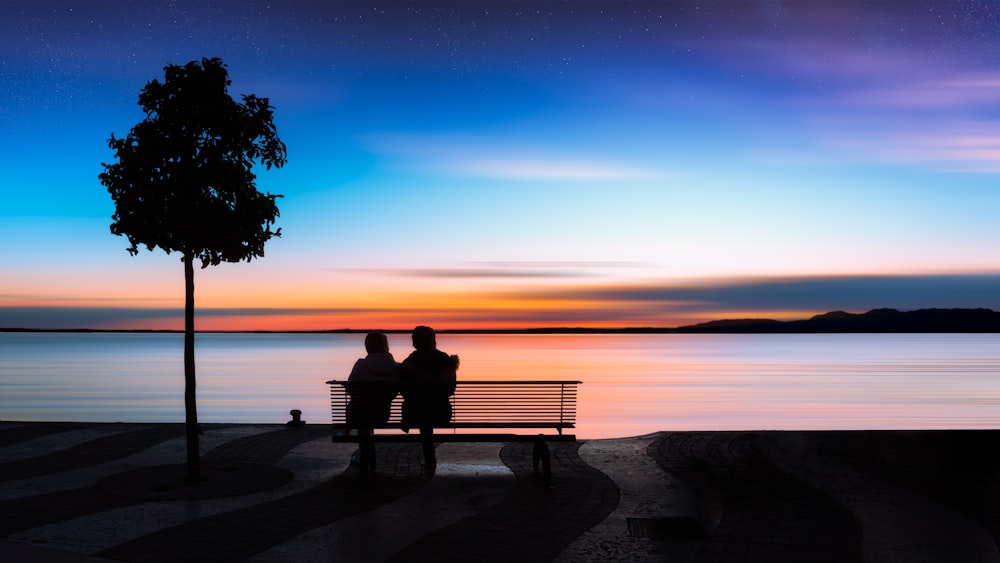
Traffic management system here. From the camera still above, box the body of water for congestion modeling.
[1,332,998,439]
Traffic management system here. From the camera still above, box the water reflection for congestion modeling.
[1,332,998,438]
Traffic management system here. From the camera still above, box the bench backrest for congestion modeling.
[325,380,581,433]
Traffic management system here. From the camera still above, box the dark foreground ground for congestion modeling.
[1,422,1000,562]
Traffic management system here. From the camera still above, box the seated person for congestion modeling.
[345,332,400,470]
[398,326,459,467]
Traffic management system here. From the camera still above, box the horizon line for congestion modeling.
[4,306,998,334]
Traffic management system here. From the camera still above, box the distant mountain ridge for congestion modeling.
[676,308,1000,333]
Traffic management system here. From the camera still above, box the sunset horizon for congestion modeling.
[3,297,998,333]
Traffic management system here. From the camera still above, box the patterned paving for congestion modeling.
[0,424,618,562]
[4,425,1000,561]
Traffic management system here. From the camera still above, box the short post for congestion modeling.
[287,409,305,426]
[533,436,553,488]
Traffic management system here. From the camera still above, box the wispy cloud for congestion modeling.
[519,274,1000,315]
[823,74,1000,109]
[687,11,1000,172]
[807,116,1000,172]
[349,261,647,279]
[363,133,665,181]
[436,156,661,181]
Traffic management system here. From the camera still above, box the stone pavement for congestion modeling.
[2,422,1000,561]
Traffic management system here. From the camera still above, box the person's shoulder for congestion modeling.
[429,349,456,370]
[369,351,398,362]
[347,357,367,380]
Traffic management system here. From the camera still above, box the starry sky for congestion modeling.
[2,0,999,331]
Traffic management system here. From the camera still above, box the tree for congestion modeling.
[99,57,286,481]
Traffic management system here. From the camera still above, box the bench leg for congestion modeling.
[420,427,436,472]
[359,429,376,484]
[532,439,552,487]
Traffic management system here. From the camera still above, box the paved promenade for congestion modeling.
[2,422,1000,561]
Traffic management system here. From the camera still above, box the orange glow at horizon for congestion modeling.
[8,263,997,332]
[88,305,828,332]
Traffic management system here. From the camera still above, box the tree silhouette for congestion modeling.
[99,57,286,480]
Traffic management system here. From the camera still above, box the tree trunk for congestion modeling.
[183,254,201,481]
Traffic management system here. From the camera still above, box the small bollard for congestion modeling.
[287,409,305,426]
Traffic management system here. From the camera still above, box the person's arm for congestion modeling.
[345,358,365,395]
[441,353,458,395]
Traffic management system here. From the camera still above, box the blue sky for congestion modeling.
[1,0,999,330]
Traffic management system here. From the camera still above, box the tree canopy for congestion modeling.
[100,57,286,267]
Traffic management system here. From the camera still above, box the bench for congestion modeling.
[325,380,581,485]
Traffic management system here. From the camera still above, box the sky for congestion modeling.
[1,0,999,331]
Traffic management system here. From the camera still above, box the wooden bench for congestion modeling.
[325,380,581,485]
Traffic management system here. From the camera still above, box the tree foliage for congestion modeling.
[100,57,286,267]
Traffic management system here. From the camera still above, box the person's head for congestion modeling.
[364,332,389,354]
[411,325,436,351]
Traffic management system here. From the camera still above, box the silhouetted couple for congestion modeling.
[345,326,458,471]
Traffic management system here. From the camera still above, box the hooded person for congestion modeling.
[345,332,400,429]
[398,326,459,467]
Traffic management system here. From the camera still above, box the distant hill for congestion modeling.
[676,308,1000,333]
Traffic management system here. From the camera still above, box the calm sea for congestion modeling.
[1,332,998,439]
